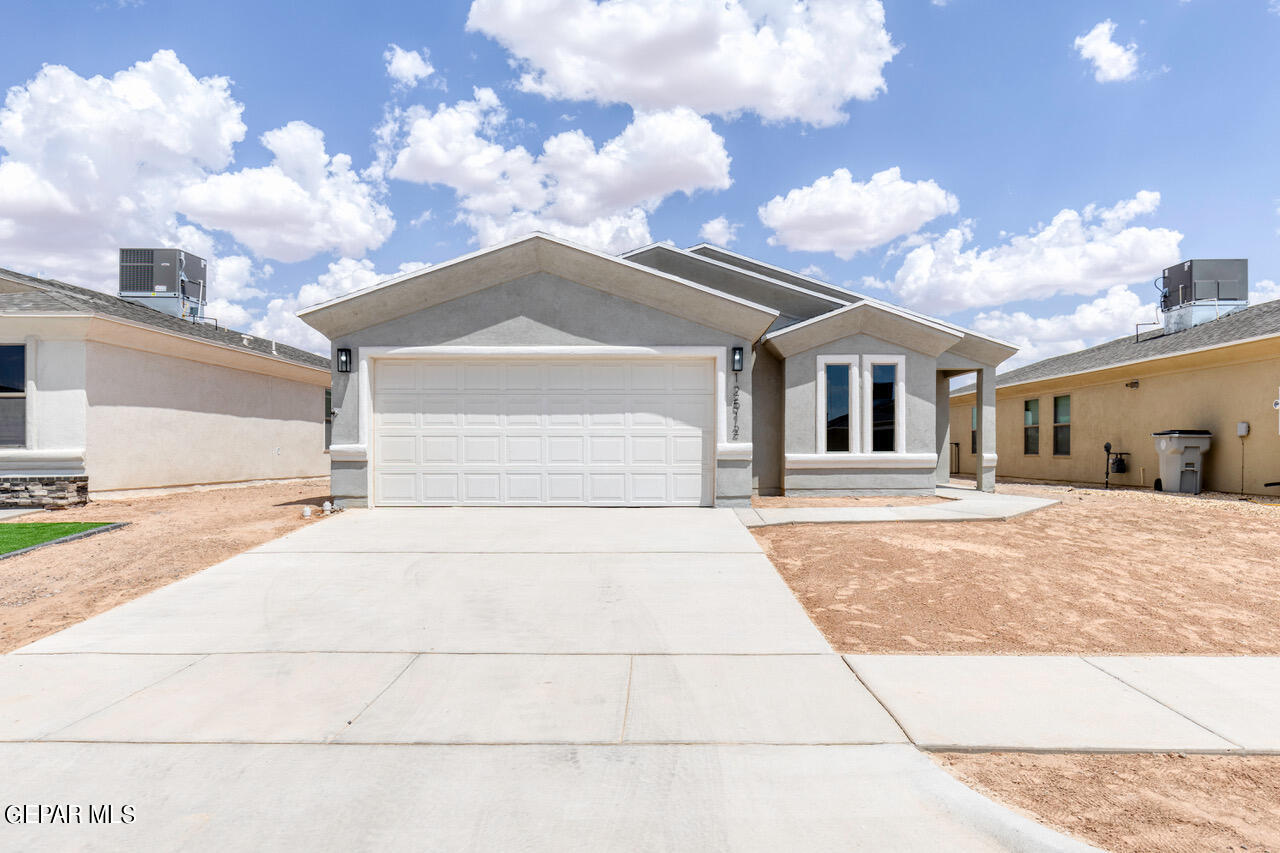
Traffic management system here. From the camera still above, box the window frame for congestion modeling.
[861,354,906,454]
[816,355,860,454]
[1052,394,1071,457]
[0,343,27,449]
[1023,398,1040,456]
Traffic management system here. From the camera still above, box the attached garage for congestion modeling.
[371,355,716,506]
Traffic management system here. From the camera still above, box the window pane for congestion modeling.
[1024,425,1039,455]
[970,430,977,454]
[0,397,23,446]
[1053,395,1070,425]
[824,363,850,452]
[0,346,23,394]
[1054,424,1071,456]
[970,406,976,430]
[871,363,896,452]
[1024,399,1039,426]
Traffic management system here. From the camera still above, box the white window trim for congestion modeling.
[815,355,860,454]
[861,354,907,455]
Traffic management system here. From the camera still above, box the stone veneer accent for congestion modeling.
[0,476,89,508]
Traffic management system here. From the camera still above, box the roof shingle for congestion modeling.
[0,266,329,371]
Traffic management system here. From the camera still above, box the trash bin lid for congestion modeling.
[1151,429,1212,436]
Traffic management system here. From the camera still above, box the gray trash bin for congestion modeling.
[1152,430,1212,494]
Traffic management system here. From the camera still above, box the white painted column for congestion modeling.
[975,366,997,492]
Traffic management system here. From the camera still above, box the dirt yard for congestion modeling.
[751,494,947,508]
[753,482,1280,654]
[0,480,329,652]
[937,752,1280,853]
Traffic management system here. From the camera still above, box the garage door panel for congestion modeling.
[588,436,625,464]
[422,474,459,502]
[506,473,543,501]
[505,436,543,464]
[588,473,626,502]
[631,436,667,465]
[373,357,714,506]
[377,435,418,465]
[547,474,586,502]
[671,435,704,465]
[378,472,419,504]
[461,398,502,427]
[548,436,586,464]
[462,436,501,464]
[422,436,458,464]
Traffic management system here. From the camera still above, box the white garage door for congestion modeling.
[372,357,716,506]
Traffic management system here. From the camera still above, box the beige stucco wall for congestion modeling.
[950,339,1280,495]
[84,340,328,491]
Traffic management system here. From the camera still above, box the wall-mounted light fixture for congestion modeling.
[1125,379,1140,389]
[336,348,352,373]
[731,346,744,372]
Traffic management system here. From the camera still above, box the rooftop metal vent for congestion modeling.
[118,248,207,320]
[1159,259,1248,334]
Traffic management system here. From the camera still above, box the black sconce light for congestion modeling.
[731,346,744,372]
[1125,379,1140,389]
[336,348,352,373]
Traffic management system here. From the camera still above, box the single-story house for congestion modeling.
[949,287,1280,495]
[300,234,1015,508]
[0,266,331,506]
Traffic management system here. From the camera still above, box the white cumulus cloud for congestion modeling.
[759,167,958,259]
[466,0,898,127]
[180,121,394,264]
[0,49,245,289]
[698,216,740,246]
[384,44,435,89]
[253,257,430,353]
[865,191,1182,314]
[1251,279,1279,304]
[972,285,1156,370]
[388,88,731,252]
[1074,19,1139,83]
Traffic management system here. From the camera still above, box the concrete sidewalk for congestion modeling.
[848,655,1280,753]
[0,507,1097,852]
[735,487,1058,527]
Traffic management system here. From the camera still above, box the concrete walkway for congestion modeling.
[735,487,1058,527]
[0,508,1095,852]
[848,655,1280,753]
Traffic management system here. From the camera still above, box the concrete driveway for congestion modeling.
[1,508,1094,851]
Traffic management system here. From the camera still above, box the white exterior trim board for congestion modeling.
[786,453,938,470]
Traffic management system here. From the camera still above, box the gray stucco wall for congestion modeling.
[782,332,938,493]
[751,346,784,495]
[331,273,753,506]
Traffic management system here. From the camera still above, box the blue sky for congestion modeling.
[1,0,1277,363]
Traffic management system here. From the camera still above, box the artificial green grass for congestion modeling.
[0,522,116,555]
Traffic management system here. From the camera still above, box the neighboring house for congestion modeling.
[949,292,1280,495]
[299,234,1015,508]
[0,267,331,506]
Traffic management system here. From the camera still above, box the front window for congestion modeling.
[870,363,897,452]
[0,345,25,447]
[1053,395,1071,456]
[824,362,851,452]
[970,406,977,455]
[1023,399,1040,455]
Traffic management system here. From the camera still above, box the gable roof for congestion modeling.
[298,232,780,341]
[621,242,847,331]
[671,242,1015,364]
[763,300,965,358]
[957,299,1280,394]
[0,266,329,371]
